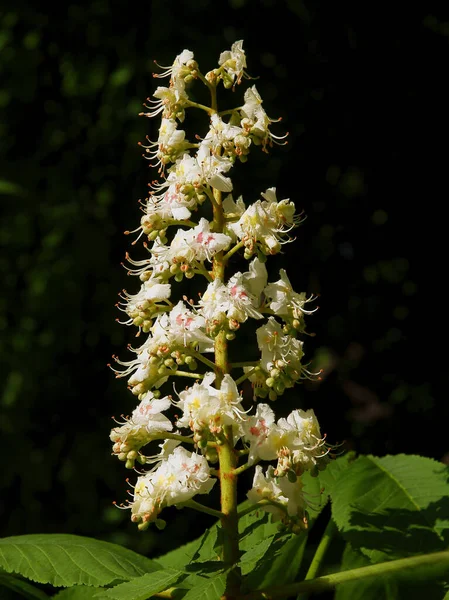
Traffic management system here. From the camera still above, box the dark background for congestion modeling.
[1,0,448,561]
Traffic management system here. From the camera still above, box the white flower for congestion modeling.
[167,301,213,350]
[198,279,230,321]
[198,258,267,325]
[264,270,314,316]
[256,317,304,377]
[197,142,234,192]
[117,279,171,328]
[226,270,264,322]
[140,71,191,122]
[218,40,247,86]
[110,392,173,463]
[154,49,195,83]
[183,218,232,262]
[240,86,288,150]
[132,393,173,431]
[110,335,169,396]
[130,446,215,528]
[247,465,307,523]
[140,118,190,169]
[176,373,246,435]
[243,403,278,464]
[234,187,302,256]
[223,194,246,241]
[275,408,327,475]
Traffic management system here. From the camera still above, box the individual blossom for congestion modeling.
[217,40,248,88]
[240,85,288,151]
[140,118,191,170]
[110,333,170,398]
[129,446,216,530]
[202,114,251,162]
[243,403,328,477]
[274,408,329,477]
[198,257,267,333]
[110,392,173,468]
[263,269,317,333]
[233,188,301,257]
[196,141,234,192]
[247,465,308,531]
[182,218,232,262]
[140,49,197,122]
[165,301,213,349]
[153,49,197,86]
[248,317,306,399]
[117,279,171,333]
[175,373,247,440]
[242,403,277,464]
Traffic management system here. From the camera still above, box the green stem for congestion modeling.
[162,432,194,444]
[185,99,214,115]
[171,370,204,380]
[235,367,257,386]
[240,550,449,599]
[297,518,337,600]
[237,499,275,520]
[223,240,244,262]
[180,499,225,520]
[193,261,213,282]
[232,459,259,476]
[188,349,218,372]
[210,167,241,595]
[230,361,260,369]
[168,219,197,228]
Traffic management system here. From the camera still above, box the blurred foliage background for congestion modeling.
[1,0,447,558]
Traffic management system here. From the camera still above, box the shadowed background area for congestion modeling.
[1,0,447,559]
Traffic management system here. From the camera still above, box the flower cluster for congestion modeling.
[111,41,330,535]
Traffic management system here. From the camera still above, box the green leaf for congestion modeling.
[0,571,50,600]
[242,533,307,591]
[155,525,221,569]
[331,454,449,564]
[180,573,227,600]
[239,537,273,576]
[0,535,160,588]
[96,569,183,600]
[238,502,280,553]
[302,452,355,521]
[53,588,105,599]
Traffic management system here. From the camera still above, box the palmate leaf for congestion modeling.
[180,572,227,600]
[302,451,355,520]
[331,454,449,564]
[94,569,183,600]
[242,533,307,592]
[155,523,221,570]
[0,535,160,588]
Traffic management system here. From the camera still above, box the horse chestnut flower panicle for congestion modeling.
[110,40,331,533]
